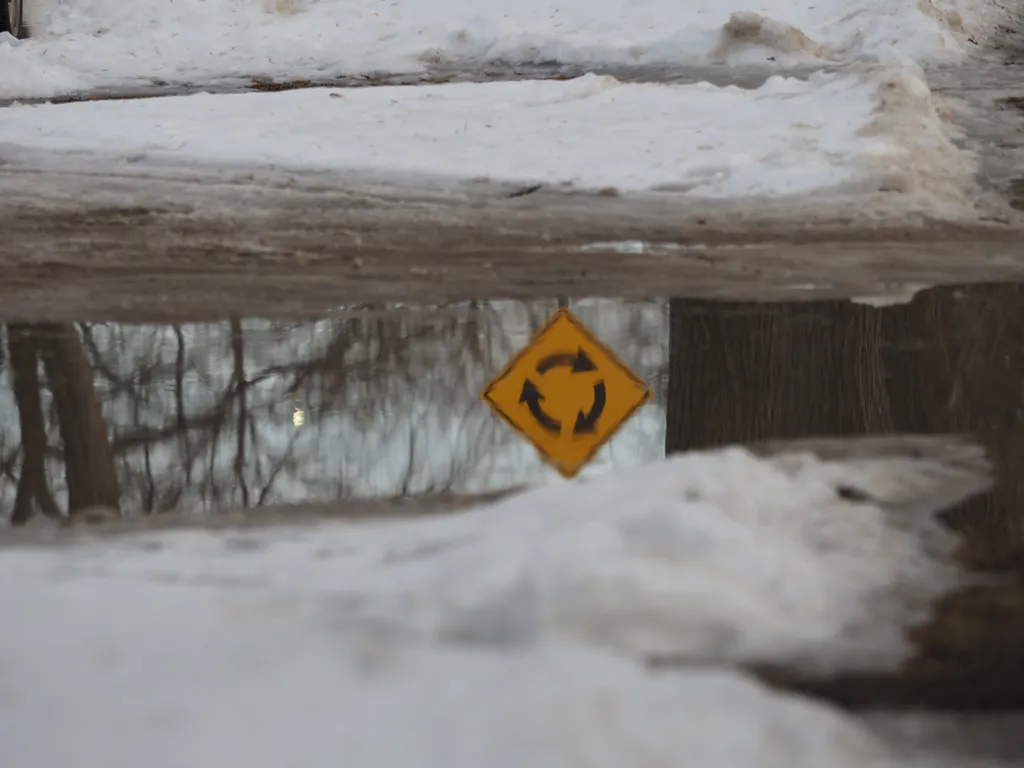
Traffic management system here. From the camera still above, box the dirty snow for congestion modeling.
[0,441,985,767]
[0,68,971,200]
[0,0,1001,98]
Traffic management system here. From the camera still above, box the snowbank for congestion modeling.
[0,0,999,98]
[0,68,973,203]
[2,440,986,665]
[0,437,989,767]
[0,610,893,768]
[0,436,990,767]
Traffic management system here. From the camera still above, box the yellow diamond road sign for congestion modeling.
[481,307,653,478]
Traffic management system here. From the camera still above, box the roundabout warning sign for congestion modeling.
[481,307,653,477]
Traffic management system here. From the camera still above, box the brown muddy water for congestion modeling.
[3,288,1024,732]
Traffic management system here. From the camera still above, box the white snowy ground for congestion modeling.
[0,0,996,209]
[0,67,971,202]
[0,0,1001,98]
[0,441,990,768]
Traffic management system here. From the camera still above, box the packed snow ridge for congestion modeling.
[0,0,1007,98]
[0,66,974,205]
[0,436,991,768]
[0,0,999,214]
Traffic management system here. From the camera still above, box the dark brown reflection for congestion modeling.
[666,287,1024,563]
[6,323,121,525]
[0,301,666,526]
[664,286,1024,709]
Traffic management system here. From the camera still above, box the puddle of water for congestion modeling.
[664,291,1024,555]
[3,286,1024,710]
[0,298,667,521]
[3,287,1024,538]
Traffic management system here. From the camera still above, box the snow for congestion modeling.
[0,1,986,207]
[1,614,892,768]
[0,0,1000,98]
[0,68,969,199]
[2,445,976,667]
[0,440,987,767]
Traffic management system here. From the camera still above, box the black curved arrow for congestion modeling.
[573,381,606,435]
[536,348,597,375]
[519,378,561,433]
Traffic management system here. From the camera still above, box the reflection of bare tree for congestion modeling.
[6,325,60,523]
[230,318,250,507]
[1,300,666,522]
[665,300,892,451]
[2,323,121,525]
[36,323,121,515]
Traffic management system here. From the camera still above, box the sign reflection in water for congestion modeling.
[0,300,668,524]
